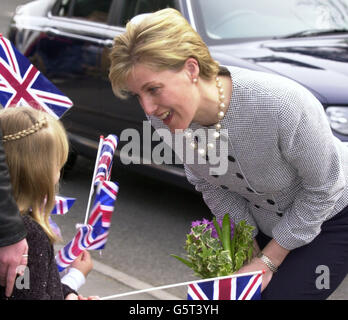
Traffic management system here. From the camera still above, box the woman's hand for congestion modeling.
[252,239,261,258]
[235,257,273,292]
[71,251,93,277]
[235,238,289,292]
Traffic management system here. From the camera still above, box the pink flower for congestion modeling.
[190,217,234,240]
[191,220,203,228]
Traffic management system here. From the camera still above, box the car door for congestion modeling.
[39,0,114,156]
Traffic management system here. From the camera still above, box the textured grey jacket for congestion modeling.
[149,66,348,250]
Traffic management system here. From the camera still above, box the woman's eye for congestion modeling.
[148,87,160,95]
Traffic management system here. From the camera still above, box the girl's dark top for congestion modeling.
[0,215,76,300]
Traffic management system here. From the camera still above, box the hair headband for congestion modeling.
[2,117,48,143]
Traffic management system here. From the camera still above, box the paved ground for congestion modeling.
[330,277,348,300]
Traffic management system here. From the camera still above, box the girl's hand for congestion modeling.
[71,251,93,277]
[65,293,100,300]
[77,294,100,300]
[65,293,79,300]
[235,258,273,292]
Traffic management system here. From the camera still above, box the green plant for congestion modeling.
[172,214,254,278]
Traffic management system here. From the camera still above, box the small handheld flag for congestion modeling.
[84,134,118,225]
[51,196,76,215]
[55,180,119,272]
[0,35,73,118]
[99,271,263,300]
[187,271,262,300]
[55,224,94,272]
[94,134,119,186]
[86,180,119,250]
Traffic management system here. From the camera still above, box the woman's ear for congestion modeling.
[184,57,200,82]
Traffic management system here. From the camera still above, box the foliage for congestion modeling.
[171,214,254,279]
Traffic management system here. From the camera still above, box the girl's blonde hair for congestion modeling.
[109,8,219,99]
[0,107,69,243]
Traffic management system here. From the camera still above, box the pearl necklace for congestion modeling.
[184,76,227,156]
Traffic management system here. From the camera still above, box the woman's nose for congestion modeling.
[139,95,157,116]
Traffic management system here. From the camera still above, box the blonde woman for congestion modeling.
[0,107,92,300]
[109,8,348,299]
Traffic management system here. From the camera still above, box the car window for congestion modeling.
[194,0,348,41]
[119,0,176,26]
[53,0,71,17]
[71,0,113,23]
[52,0,113,24]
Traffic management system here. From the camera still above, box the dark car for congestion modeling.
[7,0,348,189]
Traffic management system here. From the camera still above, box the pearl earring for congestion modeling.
[192,78,198,83]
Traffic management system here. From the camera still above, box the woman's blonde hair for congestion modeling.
[0,107,69,243]
[109,8,219,99]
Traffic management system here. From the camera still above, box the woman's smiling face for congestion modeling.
[126,62,199,132]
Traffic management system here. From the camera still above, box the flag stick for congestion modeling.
[100,270,264,300]
[84,135,104,225]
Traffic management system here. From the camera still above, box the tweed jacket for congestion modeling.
[148,66,348,250]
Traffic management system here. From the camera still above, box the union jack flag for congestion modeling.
[55,180,119,272]
[51,196,76,215]
[0,35,73,118]
[86,180,119,250]
[187,271,263,300]
[55,224,94,272]
[94,134,119,186]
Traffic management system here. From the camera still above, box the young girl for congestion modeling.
[0,106,92,300]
